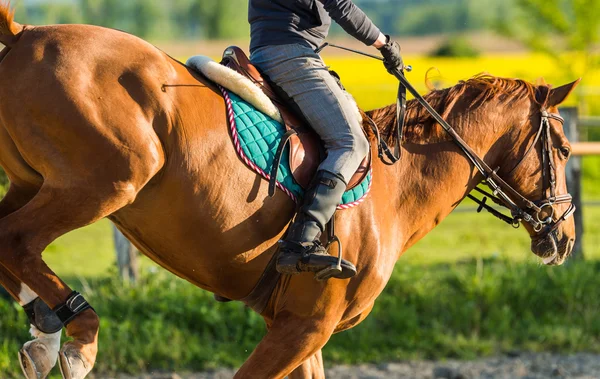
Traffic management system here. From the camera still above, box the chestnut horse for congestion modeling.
[0,4,578,379]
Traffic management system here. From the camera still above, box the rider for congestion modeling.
[249,0,403,279]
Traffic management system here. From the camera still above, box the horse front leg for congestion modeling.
[0,184,62,379]
[0,266,62,379]
[235,313,337,379]
[289,349,325,379]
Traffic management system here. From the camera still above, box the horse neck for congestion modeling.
[368,100,527,258]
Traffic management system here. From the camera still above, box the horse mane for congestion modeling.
[366,74,539,144]
[0,1,24,46]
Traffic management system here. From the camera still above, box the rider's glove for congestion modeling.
[378,35,403,74]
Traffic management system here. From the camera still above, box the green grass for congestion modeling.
[3,258,600,377]
[406,202,600,265]
[43,220,115,280]
[582,156,600,200]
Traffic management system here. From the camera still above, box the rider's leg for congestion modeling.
[251,44,369,278]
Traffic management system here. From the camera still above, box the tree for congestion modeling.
[497,0,600,80]
[190,0,248,40]
[131,0,169,40]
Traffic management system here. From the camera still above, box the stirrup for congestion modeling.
[315,236,344,281]
[277,239,356,280]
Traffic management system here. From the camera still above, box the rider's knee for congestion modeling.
[353,132,370,161]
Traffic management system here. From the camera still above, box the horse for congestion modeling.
[0,4,578,378]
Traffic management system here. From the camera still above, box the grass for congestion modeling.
[3,258,600,377]
[43,221,115,280]
[582,156,600,200]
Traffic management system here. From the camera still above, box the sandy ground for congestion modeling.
[108,352,600,379]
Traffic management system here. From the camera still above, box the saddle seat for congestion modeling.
[221,46,371,190]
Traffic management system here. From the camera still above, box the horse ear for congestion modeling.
[548,79,581,107]
[535,85,550,105]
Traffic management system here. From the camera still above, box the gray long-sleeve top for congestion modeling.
[249,0,381,53]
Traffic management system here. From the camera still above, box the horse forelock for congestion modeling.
[366,74,543,145]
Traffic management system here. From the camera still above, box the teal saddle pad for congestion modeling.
[224,90,371,208]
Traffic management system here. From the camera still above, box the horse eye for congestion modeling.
[559,147,571,159]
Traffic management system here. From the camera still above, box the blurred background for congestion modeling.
[0,0,599,377]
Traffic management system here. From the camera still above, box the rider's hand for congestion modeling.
[377,35,403,74]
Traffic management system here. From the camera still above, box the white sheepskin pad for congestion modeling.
[186,56,283,124]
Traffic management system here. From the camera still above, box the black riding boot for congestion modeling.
[277,170,357,280]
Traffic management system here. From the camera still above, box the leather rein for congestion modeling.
[316,43,575,237]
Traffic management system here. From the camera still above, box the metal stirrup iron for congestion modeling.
[314,216,344,281]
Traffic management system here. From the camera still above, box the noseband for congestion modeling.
[466,110,575,237]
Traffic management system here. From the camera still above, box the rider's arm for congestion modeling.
[317,0,384,47]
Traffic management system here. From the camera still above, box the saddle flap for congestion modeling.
[289,132,321,189]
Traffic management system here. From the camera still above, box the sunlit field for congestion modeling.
[319,53,598,112]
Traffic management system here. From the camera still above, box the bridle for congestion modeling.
[465,110,575,236]
[393,71,576,237]
[315,42,575,238]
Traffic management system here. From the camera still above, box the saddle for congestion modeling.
[221,46,371,191]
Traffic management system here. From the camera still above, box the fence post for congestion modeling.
[112,224,139,283]
[560,107,584,260]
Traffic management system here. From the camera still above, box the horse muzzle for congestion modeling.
[531,230,575,266]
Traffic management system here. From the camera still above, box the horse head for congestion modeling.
[497,79,580,265]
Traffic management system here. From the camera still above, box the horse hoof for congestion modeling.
[19,341,55,379]
[58,344,92,379]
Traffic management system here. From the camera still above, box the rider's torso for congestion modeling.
[249,0,331,53]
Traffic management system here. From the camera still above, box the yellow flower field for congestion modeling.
[321,53,599,112]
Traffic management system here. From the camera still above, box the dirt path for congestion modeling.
[111,353,600,378]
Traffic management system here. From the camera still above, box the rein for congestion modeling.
[315,42,408,165]
[315,43,575,237]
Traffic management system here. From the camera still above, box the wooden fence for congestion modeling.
[562,108,600,260]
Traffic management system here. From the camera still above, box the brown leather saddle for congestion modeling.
[221,46,371,191]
